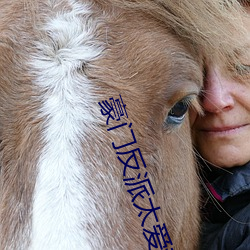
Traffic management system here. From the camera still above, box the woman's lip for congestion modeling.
[201,124,249,133]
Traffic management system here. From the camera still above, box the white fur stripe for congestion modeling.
[30,1,103,249]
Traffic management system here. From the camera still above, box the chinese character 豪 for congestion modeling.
[98,94,128,125]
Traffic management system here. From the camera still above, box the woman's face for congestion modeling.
[191,9,250,168]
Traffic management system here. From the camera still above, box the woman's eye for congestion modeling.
[166,98,190,125]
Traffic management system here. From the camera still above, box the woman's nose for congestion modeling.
[201,66,235,113]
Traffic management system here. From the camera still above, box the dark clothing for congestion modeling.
[199,162,250,250]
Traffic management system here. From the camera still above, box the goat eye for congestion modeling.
[166,98,189,125]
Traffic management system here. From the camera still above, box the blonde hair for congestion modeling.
[98,0,246,70]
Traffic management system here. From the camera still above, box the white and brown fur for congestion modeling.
[0,0,246,249]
